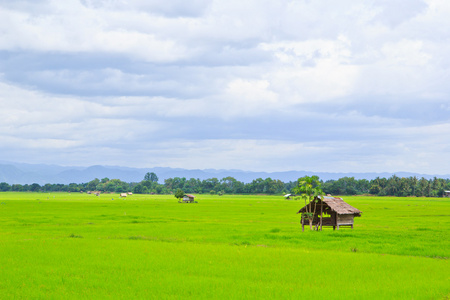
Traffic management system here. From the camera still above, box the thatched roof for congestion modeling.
[298,196,361,215]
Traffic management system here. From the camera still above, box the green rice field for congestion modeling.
[0,192,448,299]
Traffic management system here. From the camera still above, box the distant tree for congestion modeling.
[0,182,11,192]
[411,176,418,196]
[172,177,186,190]
[67,183,80,192]
[220,177,237,194]
[164,178,174,190]
[183,178,201,193]
[105,182,116,192]
[155,185,164,194]
[141,180,152,189]
[369,184,381,195]
[29,183,41,192]
[144,172,159,183]
[133,184,145,194]
[11,184,23,192]
[42,183,52,192]
[174,188,184,202]
[96,183,106,192]
[142,186,149,194]
[356,179,370,194]
[51,184,66,192]
[87,178,100,191]
[115,185,127,193]
[202,178,219,192]
[398,177,410,197]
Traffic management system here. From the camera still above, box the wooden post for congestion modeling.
[302,218,304,232]
[332,212,336,230]
[320,202,323,231]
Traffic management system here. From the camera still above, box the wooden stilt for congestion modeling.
[320,201,323,231]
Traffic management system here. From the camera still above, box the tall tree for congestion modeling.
[144,172,159,183]
[174,188,184,202]
[293,175,324,230]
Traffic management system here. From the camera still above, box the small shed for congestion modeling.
[444,191,450,197]
[120,193,127,197]
[284,194,292,199]
[297,196,361,231]
[182,194,195,203]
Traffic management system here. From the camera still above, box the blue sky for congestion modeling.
[1,0,449,174]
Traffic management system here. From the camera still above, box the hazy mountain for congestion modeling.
[0,161,448,184]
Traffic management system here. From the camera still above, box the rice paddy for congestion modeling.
[0,193,448,299]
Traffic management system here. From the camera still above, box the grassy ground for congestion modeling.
[0,192,448,299]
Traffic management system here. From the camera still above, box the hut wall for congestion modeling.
[337,214,354,225]
[331,212,337,224]
[302,216,334,226]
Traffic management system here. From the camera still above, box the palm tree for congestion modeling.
[293,176,324,230]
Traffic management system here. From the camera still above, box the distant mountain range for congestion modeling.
[0,161,448,185]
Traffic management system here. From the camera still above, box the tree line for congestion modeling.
[0,173,449,197]
[322,175,450,197]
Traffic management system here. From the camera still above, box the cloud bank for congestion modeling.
[1,0,449,174]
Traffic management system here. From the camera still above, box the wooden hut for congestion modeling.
[297,196,361,231]
[444,191,450,197]
[182,194,195,203]
[120,193,127,197]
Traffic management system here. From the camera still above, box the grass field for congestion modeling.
[0,192,448,299]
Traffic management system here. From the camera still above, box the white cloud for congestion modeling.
[220,79,278,116]
[1,0,450,174]
[0,2,188,62]
[258,37,360,103]
[381,39,431,66]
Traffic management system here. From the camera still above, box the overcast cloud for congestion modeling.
[1,0,449,174]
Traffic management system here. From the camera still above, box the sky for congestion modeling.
[1,0,449,174]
